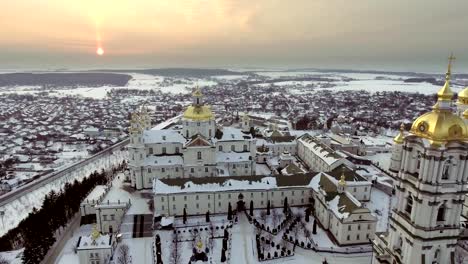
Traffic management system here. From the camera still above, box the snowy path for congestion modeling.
[232,214,258,264]
[240,215,252,264]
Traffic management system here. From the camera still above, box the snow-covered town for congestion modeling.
[0,57,467,264]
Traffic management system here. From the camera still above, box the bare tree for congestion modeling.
[208,222,216,252]
[260,211,267,226]
[264,232,273,252]
[304,229,312,244]
[117,244,132,264]
[171,232,182,264]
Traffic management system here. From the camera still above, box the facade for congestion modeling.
[372,58,468,264]
[310,172,377,246]
[80,185,109,224]
[95,201,130,234]
[128,88,256,189]
[77,226,115,264]
[153,174,315,217]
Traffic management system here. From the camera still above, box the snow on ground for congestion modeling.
[104,174,151,215]
[366,188,392,232]
[122,237,154,264]
[0,248,23,264]
[231,213,372,264]
[0,149,127,237]
[366,152,392,171]
[256,163,272,176]
[316,78,462,95]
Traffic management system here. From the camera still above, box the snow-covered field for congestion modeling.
[1,69,459,100]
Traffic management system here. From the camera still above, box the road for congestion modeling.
[42,213,81,264]
[0,139,129,207]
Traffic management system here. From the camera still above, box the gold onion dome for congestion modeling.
[183,86,214,121]
[338,168,346,186]
[410,55,468,146]
[183,105,214,121]
[458,87,468,105]
[393,123,406,144]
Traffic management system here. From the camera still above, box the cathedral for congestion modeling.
[128,87,256,189]
[373,56,468,263]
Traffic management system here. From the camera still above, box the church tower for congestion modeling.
[372,56,468,264]
[241,113,252,133]
[128,108,148,189]
[181,87,216,139]
[389,123,405,173]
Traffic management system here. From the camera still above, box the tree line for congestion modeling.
[0,162,125,264]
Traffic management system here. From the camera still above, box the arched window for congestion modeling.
[437,205,446,222]
[405,196,413,215]
[434,248,441,263]
[442,158,452,180]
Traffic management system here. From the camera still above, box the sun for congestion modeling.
[96,47,104,56]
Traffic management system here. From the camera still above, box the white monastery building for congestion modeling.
[128,87,256,189]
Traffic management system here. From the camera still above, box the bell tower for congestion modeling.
[372,55,468,264]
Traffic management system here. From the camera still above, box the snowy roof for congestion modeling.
[327,164,368,183]
[316,174,364,219]
[144,155,184,166]
[77,233,112,250]
[161,216,174,227]
[153,174,318,194]
[217,127,251,142]
[82,185,108,204]
[143,130,186,144]
[298,134,345,166]
[216,152,251,163]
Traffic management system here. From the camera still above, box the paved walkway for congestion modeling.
[120,214,153,238]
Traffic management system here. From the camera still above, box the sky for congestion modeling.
[1,0,468,72]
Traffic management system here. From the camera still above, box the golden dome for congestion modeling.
[183,105,214,121]
[338,168,346,186]
[410,54,468,146]
[458,87,468,105]
[393,123,405,144]
[410,109,467,145]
